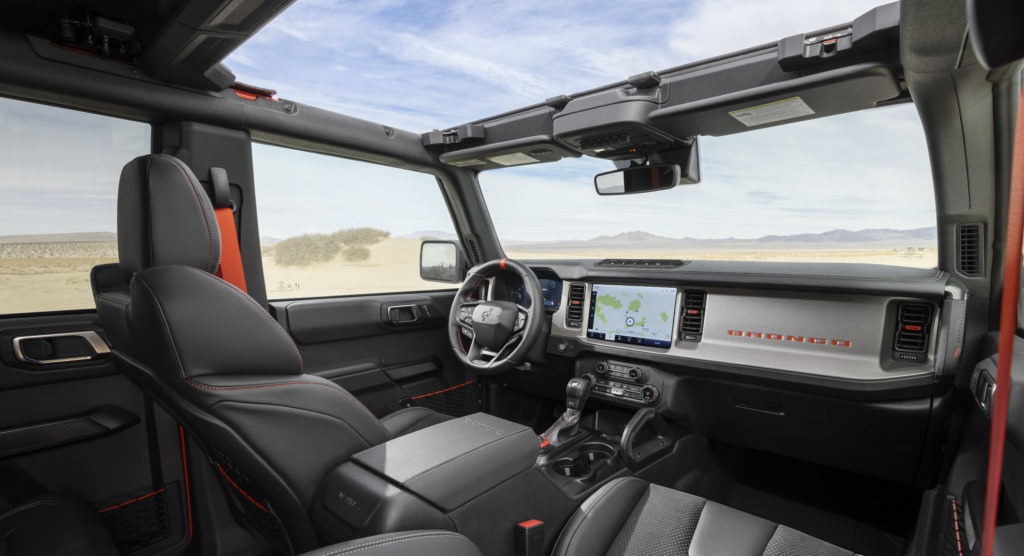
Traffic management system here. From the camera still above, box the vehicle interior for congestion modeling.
[1,0,1023,555]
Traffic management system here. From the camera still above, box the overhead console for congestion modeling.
[425,3,903,170]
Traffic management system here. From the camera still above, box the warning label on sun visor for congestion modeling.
[728,97,815,127]
[487,152,538,166]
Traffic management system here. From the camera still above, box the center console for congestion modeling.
[315,380,681,556]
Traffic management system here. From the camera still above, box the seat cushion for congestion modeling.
[298,530,480,556]
[379,407,455,437]
[553,477,857,556]
[0,495,118,556]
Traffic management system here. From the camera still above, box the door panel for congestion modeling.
[0,313,192,555]
[271,290,471,416]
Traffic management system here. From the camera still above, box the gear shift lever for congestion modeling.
[540,377,593,449]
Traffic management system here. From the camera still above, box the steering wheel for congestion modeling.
[448,258,546,374]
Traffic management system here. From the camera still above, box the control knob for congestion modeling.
[640,385,659,404]
[594,362,608,374]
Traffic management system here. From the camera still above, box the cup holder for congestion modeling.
[553,458,590,478]
[579,442,615,463]
[550,442,618,479]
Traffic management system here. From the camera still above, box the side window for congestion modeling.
[252,143,459,299]
[0,97,150,314]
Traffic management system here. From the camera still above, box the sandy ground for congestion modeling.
[262,237,453,299]
[0,238,938,314]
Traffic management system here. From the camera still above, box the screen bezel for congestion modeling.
[586,284,678,349]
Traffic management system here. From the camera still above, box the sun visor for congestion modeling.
[649,63,901,138]
[430,106,581,170]
[438,135,578,170]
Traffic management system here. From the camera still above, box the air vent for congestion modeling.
[957,223,984,277]
[596,259,687,268]
[680,290,706,342]
[893,303,932,363]
[565,284,586,328]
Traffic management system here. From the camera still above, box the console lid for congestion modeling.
[353,412,539,511]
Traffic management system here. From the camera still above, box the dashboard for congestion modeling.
[513,259,963,396]
[508,259,966,487]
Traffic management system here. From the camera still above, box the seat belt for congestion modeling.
[980,86,1024,556]
[209,167,248,293]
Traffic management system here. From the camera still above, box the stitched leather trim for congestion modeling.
[314,532,464,556]
[182,266,303,372]
[148,155,217,273]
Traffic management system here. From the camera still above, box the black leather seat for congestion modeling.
[0,494,118,556]
[91,155,452,553]
[298,530,481,556]
[552,477,859,556]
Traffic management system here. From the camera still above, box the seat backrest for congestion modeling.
[93,155,392,553]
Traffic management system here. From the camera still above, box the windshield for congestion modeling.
[479,103,937,268]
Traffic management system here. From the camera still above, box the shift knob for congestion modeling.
[565,377,593,411]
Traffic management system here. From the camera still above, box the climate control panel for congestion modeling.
[585,360,660,405]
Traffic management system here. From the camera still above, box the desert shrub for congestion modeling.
[273,233,340,266]
[341,245,371,262]
[332,227,390,246]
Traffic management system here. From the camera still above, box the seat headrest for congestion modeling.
[127,265,303,379]
[118,155,221,280]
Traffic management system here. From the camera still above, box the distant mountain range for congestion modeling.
[0,232,116,244]
[508,227,938,249]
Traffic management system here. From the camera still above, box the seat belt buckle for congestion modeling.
[515,519,544,556]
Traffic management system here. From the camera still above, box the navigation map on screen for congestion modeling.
[586,284,677,348]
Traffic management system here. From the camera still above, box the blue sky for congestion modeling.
[0,0,935,243]
[224,0,937,243]
[228,0,898,131]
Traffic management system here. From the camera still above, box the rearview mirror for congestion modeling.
[420,240,464,283]
[594,164,680,195]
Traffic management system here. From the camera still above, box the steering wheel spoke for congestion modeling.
[514,304,529,333]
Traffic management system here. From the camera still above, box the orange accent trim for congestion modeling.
[518,519,544,528]
[499,258,507,270]
[233,89,260,101]
[538,436,550,449]
[214,207,248,292]
[409,379,478,400]
[98,489,166,513]
[952,499,965,556]
[905,325,922,331]
[982,86,1024,556]
[953,346,962,361]
[216,465,268,513]
[179,426,194,547]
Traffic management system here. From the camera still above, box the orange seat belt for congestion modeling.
[980,86,1024,556]
[209,167,248,292]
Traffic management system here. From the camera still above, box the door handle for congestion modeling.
[386,304,424,326]
[11,331,110,365]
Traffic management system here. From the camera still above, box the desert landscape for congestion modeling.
[0,227,938,314]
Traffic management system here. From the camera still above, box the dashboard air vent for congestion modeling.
[680,290,706,342]
[596,259,687,268]
[957,223,983,277]
[893,303,932,362]
[565,283,586,328]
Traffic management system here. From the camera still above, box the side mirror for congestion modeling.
[594,164,681,195]
[420,240,465,283]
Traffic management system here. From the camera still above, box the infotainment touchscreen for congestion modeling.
[586,284,677,348]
